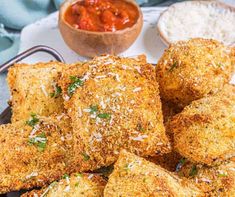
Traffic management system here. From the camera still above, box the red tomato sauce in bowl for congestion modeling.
[64,0,139,32]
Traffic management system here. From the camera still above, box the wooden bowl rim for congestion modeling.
[157,0,235,46]
[59,0,143,35]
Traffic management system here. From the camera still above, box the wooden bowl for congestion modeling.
[59,0,143,57]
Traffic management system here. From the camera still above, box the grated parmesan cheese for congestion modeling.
[200,178,211,183]
[81,72,91,81]
[92,132,103,142]
[63,94,70,101]
[56,113,65,120]
[117,85,126,91]
[77,107,83,117]
[88,174,94,179]
[134,66,141,73]
[130,135,148,141]
[122,64,132,70]
[130,100,135,104]
[26,171,38,179]
[133,87,141,92]
[64,185,70,192]
[66,176,70,184]
[112,92,122,97]
[158,1,235,46]
[40,83,48,97]
[95,75,107,79]
[100,98,106,109]
[83,108,91,113]
[29,124,40,137]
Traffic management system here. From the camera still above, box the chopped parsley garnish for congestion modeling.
[179,158,186,165]
[75,182,79,187]
[28,132,47,152]
[169,62,178,72]
[89,105,98,114]
[50,85,62,98]
[82,152,90,161]
[124,164,129,171]
[136,123,144,132]
[218,173,227,177]
[68,76,83,96]
[76,173,83,178]
[216,63,224,67]
[97,113,111,119]
[189,165,198,177]
[86,104,111,121]
[26,113,39,127]
[62,173,70,179]
[37,142,46,152]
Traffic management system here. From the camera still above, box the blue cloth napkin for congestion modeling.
[0,0,159,65]
[0,0,63,65]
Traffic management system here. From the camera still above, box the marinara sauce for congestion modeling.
[64,0,139,32]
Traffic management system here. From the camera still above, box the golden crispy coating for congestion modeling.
[169,84,235,166]
[58,55,171,171]
[156,38,234,108]
[177,159,235,196]
[0,114,73,194]
[21,173,106,197]
[7,62,65,122]
[104,150,203,197]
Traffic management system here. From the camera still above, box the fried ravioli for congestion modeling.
[7,62,65,122]
[58,55,171,171]
[104,150,203,197]
[21,173,106,197]
[177,160,235,196]
[0,114,73,194]
[156,38,234,108]
[169,84,235,166]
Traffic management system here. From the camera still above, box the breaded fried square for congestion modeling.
[177,159,235,196]
[0,114,73,194]
[7,62,65,122]
[156,38,234,108]
[169,84,235,165]
[21,172,106,197]
[58,55,171,171]
[104,150,202,197]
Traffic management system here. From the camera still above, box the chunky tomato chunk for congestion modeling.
[65,0,139,32]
